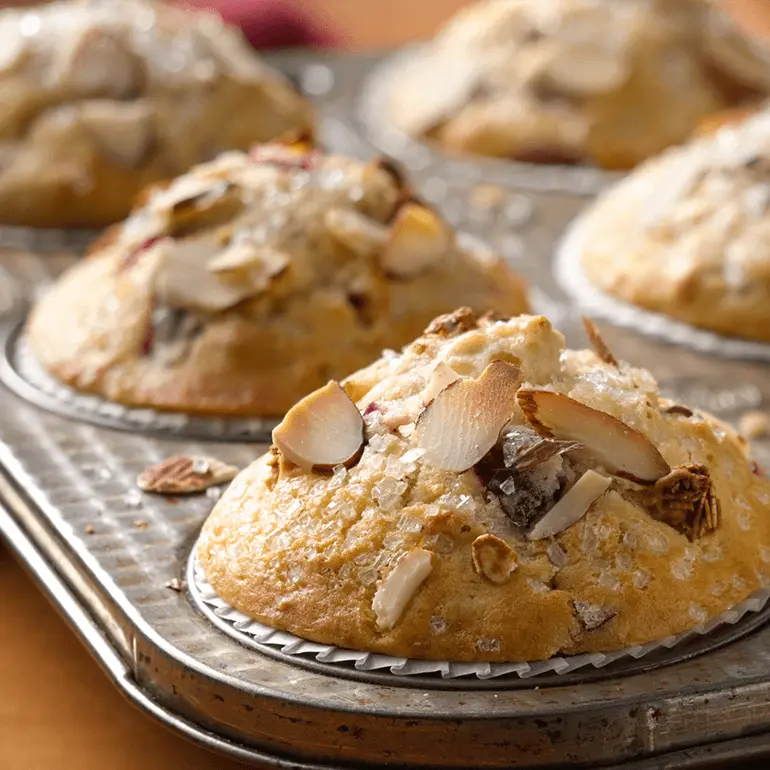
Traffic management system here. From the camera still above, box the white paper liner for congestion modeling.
[190,553,770,680]
[555,214,770,362]
[4,333,277,442]
[0,225,101,254]
[358,47,623,197]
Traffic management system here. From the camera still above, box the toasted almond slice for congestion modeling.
[471,534,518,584]
[324,208,388,256]
[543,44,628,95]
[421,362,461,406]
[372,548,433,631]
[137,455,238,494]
[0,21,26,73]
[153,234,253,313]
[380,203,451,278]
[415,361,521,472]
[517,390,670,484]
[511,437,582,472]
[528,470,611,540]
[273,381,364,472]
[582,316,617,367]
[207,243,289,291]
[55,28,141,98]
[79,101,155,168]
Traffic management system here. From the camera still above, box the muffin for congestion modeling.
[387,0,770,169]
[578,107,770,341]
[0,0,312,228]
[198,311,770,662]
[25,145,528,416]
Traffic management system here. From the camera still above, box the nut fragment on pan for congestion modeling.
[0,0,315,227]
[137,455,238,494]
[386,0,770,169]
[198,312,770,662]
[24,147,528,416]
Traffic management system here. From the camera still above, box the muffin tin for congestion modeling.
[4,50,770,768]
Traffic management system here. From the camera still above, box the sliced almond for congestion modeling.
[415,361,521,472]
[582,316,617,367]
[380,203,451,279]
[0,21,25,73]
[207,243,289,292]
[542,45,628,96]
[55,28,142,98]
[372,548,433,631]
[471,534,518,584]
[390,51,482,136]
[168,181,244,239]
[137,455,238,494]
[78,100,155,168]
[517,390,670,484]
[528,470,611,540]
[421,362,461,406]
[272,381,364,472]
[511,437,582,472]
[324,208,387,256]
[152,234,255,313]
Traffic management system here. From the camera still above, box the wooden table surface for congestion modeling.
[3,2,770,769]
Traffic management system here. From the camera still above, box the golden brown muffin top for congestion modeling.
[388,0,770,167]
[0,0,312,223]
[199,312,770,661]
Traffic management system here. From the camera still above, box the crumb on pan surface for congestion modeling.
[580,107,770,341]
[387,0,770,169]
[198,311,770,661]
[0,0,313,227]
[25,146,528,416]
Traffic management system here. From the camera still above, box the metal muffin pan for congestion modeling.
[3,51,770,768]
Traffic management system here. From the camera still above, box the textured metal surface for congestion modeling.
[0,225,100,255]
[2,326,277,442]
[2,51,770,768]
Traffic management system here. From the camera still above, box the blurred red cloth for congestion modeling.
[183,0,342,49]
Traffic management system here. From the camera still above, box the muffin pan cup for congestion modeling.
[4,51,770,768]
[190,550,770,682]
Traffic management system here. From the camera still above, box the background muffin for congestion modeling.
[199,311,770,661]
[0,0,313,227]
[578,106,770,340]
[25,144,528,415]
[388,0,770,169]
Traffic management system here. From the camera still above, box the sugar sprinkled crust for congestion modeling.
[580,107,770,341]
[25,148,528,416]
[388,0,769,169]
[0,0,312,227]
[199,311,770,661]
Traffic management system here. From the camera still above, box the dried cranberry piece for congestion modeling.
[249,145,321,171]
[141,316,155,356]
[123,235,162,270]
